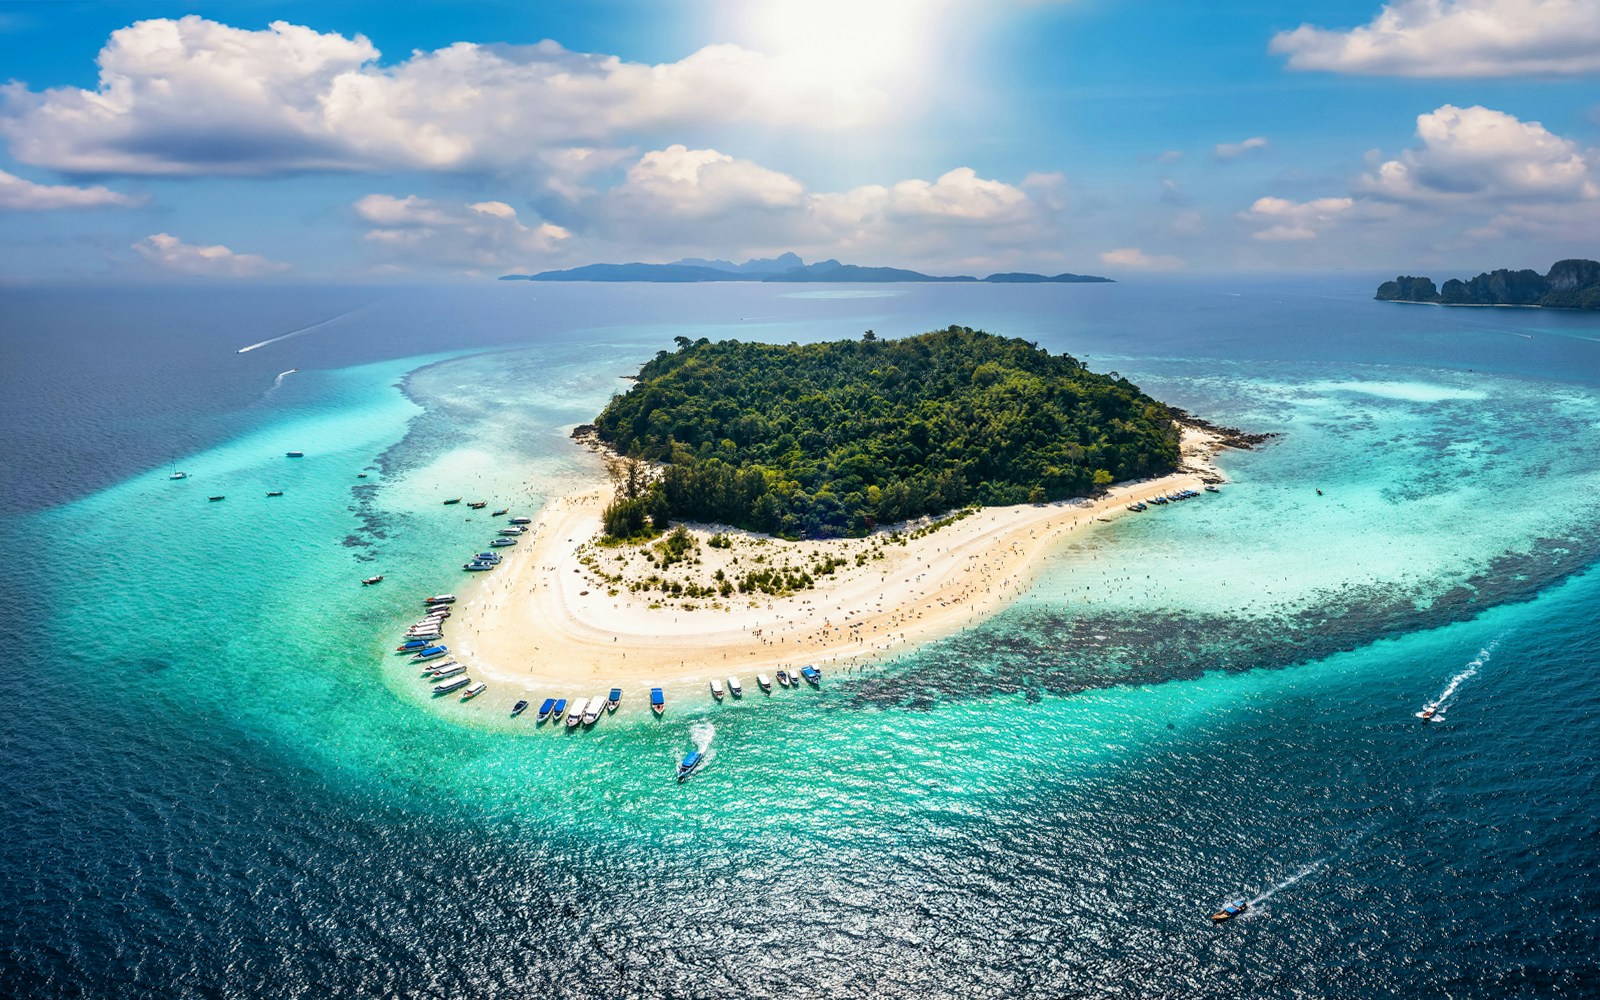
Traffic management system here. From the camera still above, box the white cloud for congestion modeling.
[0,167,141,210]
[131,232,289,277]
[1239,196,1356,240]
[611,145,806,220]
[1213,137,1269,160]
[354,194,569,270]
[1360,104,1599,201]
[0,16,890,180]
[1271,0,1600,77]
[1099,247,1185,270]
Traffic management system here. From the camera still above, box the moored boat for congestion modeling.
[433,676,470,695]
[266,490,284,497]
[425,660,459,675]
[550,698,568,722]
[650,688,665,715]
[512,699,529,717]
[757,673,772,693]
[566,698,589,728]
[423,594,457,605]
[727,676,743,698]
[497,528,525,536]
[582,697,603,725]
[467,501,487,510]
[1210,898,1248,924]
[461,681,486,701]
[677,750,703,782]
[607,688,622,712]
[536,697,556,722]
[362,575,384,586]
[800,665,821,686]
[397,639,431,651]
[286,451,304,458]
[442,497,462,505]
[1205,484,1220,493]
[207,495,225,502]
[411,645,448,661]
[463,561,495,571]
[710,678,725,700]
[509,516,532,525]
[491,508,509,517]
[430,664,466,679]
[489,537,517,547]
[776,669,791,688]
[169,471,188,480]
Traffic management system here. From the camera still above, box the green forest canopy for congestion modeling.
[592,326,1182,539]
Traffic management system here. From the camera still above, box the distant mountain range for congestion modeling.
[1376,259,1600,310]
[500,254,1114,284]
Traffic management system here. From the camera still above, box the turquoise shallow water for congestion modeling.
[2,279,1598,997]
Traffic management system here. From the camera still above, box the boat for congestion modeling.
[497,528,525,536]
[406,631,443,642]
[397,639,431,651]
[536,697,555,722]
[566,698,589,729]
[800,665,821,686]
[357,473,367,479]
[362,575,384,586]
[489,537,517,547]
[442,498,462,505]
[550,698,568,722]
[776,669,791,688]
[461,681,487,701]
[727,676,743,698]
[1419,705,1438,721]
[1210,898,1249,924]
[207,495,225,502]
[430,664,466,679]
[491,508,509,517]
[607,688,622,712]
[1205,484,1220,493]
[433,676,471,695]
[266,490,284,497]
[411,645,448,661]
[463,562,495,571]
[423,594,456,605]
[424,605,452,616]
[169,471,188,480]
[509,516,532,525]
[710,679,725,700]
[467,501,487,510]
[425,660,459,675]
[677,750,703,782]
[757,674,772,693]
[650,688,665,715]
[474,552,502,562]
[286,451,304,458]
[582,697,603,725]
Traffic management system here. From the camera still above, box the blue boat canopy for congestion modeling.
[650,688,664,704]
[609,688,622,699]
[538,698,555,712]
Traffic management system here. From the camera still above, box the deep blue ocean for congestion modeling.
[2,278,1598,998]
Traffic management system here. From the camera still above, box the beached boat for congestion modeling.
[511,699,529,717]
[423,594,456,605]
[424,605,451,615]
[286,451,304,458]
[491,508,509,517]
[1205,484,1220,493]
[474,552,502,562]
[207,495,225,502]
[650,688,665,715]
[509,516,532,525]
[607,688,622,712]
[800,665,822,686]
[536,697,555,722]
[442,497,462,505]
[411,645,448,661]
[463,562,495,571]
[461,681,486,701]
[1210,899,1248,924]
[757,674,772,693]
[467,501,487,510]
[497,528,525,536]
[566,698,589,729]
[489,537,517,547]
[550,698,568,722]
[433,676,470,695]
[397,639,431,651]
[582,697,603,725]
[677,750,704,782]
[776,669,791,688]
[709,679,725,700]
[362,575,384,586]
[430,664,466,679]
[266,490,284,497]
[425,660,459,675]
[727,676,743,698]
[405,629,443,640]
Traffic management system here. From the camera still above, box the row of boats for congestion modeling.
[403,595,485,699]
[709,665,820,700]
[512,689,626,729]
[1127,484,1217,513]
[463,517,532,572]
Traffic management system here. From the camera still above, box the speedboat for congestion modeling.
[536,698,555,722]
[776,669,791,688]
[1419,705,1438,721]
[566,698,589,729]
[443,497,462,505]
[677,750,704,782]
[607,688,622,712]
[357,473,367,479]
[286,451,304,458]
[169,471,189,480]
[423,594,457,605]
[425,660,459,676]
[430,664,466,679]
[491,508,509,517]
[1205,484,1220,493]
[208,495,225,502]
[582,697,603,725]
[497,528,525,536]
[463,562,495,571]
[511,699,529,717]
[1149,496,1168,505]
[757,674,772,693]
[800,665,821,686]
[406,631,443,642]
[650,688,665,715]
[1210,898,1248,924]
[727,676,743,698]
[474,552,502,563]
[411,645,448,661]
[362,575,384,586]
[424,606,451,616]
[461,681,486,701]
[397,639,431,651]
[550,698,568,723]
[467,501,487,510]
[710,679,725,701]
[489,537,517,547]
[266,490,284,497]
[433,676,470,695]
[509,517,532,525]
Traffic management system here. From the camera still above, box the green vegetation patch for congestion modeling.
[593,326,1181,539]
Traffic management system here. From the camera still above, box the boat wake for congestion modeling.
[235,305,368,354]
[690,721,716,760]
[1247,856,1329,908]
[1417,639,1500,722]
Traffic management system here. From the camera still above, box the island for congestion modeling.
[443,327,1250,696]
[1375,258,1600,309]
[499,253,1113,284]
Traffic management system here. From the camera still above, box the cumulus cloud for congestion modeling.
[1239,196,1356,240]
[1360,104,1599,201]
[0,16,890,179]
[1271,0,1600,77]
[610,145,806,220]
[1213,137,1269,160]
[1099,247,1185,270]
[131,232,289,276]
[354,194,570,270]
[0,167,141,210]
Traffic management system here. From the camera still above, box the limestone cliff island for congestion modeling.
[1376,259,1600,309]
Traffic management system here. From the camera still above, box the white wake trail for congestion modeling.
[235,305,368,354]
[1418,638,1500,721]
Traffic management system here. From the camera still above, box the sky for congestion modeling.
[1,0,1598,282]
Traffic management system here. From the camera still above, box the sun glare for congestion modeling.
[742,0,945,92]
